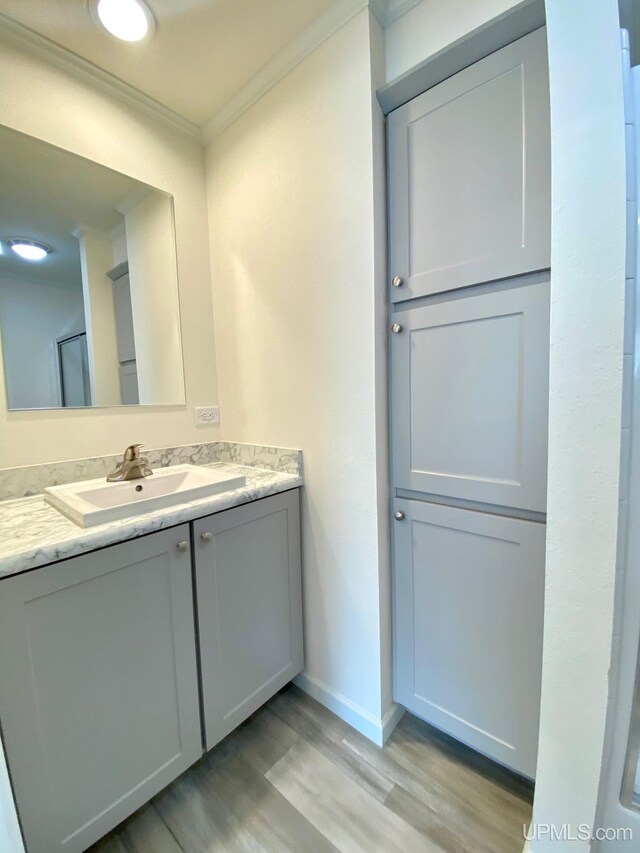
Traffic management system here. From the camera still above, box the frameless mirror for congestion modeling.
[0,125,185,410]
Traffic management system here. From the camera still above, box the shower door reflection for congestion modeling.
[58,332,91,408]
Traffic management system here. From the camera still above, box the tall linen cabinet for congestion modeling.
[388,28,550,779]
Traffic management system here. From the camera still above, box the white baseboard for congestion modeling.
[294,672,405,746]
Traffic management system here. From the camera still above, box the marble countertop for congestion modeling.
[0,462,302,579]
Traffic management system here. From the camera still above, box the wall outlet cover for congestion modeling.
[194,406,220,426]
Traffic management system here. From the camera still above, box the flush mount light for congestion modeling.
[88,0,156,43]
[6,239,52,262]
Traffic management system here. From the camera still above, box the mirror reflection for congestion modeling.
[0,126,185,410]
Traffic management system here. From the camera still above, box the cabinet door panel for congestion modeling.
[392,278,549,511]
[388,28,550,302]
[194,491,303,750]
[0,527,201,853]
[393,499,544,777]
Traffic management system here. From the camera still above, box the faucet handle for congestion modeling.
[123,444,144,462]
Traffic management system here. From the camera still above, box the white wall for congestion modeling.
[0,34,220,467]
[125,192,185,405]
[206,8,393,739]
[529,1,626,848]
[0,275,84,409]
[75,230,121,406]
[384,0,521,81]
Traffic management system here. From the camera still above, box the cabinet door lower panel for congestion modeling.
[393,499,544,777]
[194,490,303,751]
[0,527,202,853]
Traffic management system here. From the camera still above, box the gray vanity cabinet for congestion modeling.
[0,526,202,853]
[391,276,550,512]
[393,498,545,778]
[387,27,550,303]
[194,490,303,750]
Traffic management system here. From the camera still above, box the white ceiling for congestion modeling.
[0,125,142,285]
[0,0,337,126]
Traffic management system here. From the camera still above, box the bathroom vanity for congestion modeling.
[0,444,303,853]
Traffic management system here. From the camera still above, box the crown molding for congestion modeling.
[202,0,373,144]
[368,0,389,26]
[0,0,423,151]
[115,186,151,216]
[71,223,111,241]
[0,13,202,144]
[385,0,424,26]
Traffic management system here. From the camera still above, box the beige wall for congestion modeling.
[75,229,121,406]
[0,35,220,467]
[206,9,393,735]
[125,192,185,405]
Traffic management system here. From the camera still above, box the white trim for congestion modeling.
[0,13,202,143]
[294,672,404,746]
[381,700,406,742]
[202,0,369,144]
[385,0,424,26]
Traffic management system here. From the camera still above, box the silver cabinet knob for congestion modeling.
[200,532,213,543]
[177,540,189,553]
[391,323,403,334]
[392,275,404,288]
[394,511,405,521]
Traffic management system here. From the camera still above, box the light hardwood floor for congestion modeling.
[91,684,533,853]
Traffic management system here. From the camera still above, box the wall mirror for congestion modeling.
[0,125,185,410]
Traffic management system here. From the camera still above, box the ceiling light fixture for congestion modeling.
[6,239,52,262]
[89,0,156,43]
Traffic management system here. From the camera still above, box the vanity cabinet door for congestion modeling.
[0,526,202,853]
[388,27,550,303]
[194,490,304,751]
[393,498,545,778]
[392,277,550,512]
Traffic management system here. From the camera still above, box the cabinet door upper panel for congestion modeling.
[392,277,550,511]
[388,28,550,302]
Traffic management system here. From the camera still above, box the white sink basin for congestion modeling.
[44,465,246,528]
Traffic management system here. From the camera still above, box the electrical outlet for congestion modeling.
[194,406,220,426]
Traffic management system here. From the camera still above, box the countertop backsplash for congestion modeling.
[0,441,303,503]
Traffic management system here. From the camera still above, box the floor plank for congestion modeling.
[93,684,532,853]
[267,691,395,803]
[266,738,437,852]
[341,721,531,851]
[90,803,182,852]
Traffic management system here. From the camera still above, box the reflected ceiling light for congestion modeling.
[89,0,156,43]
[7,239,52,262]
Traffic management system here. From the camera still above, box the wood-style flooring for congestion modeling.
[91,684,533,853]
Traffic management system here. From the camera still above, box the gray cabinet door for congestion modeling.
[392,277,549,511]
[388,28,550,303]
[0,527,202,853]
[393,499,544,778]
[194,490,304,751]
[112,273,136,364]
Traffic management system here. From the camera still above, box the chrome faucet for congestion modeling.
[106,444,153,482]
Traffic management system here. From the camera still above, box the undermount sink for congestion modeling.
[44,465,246,528]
